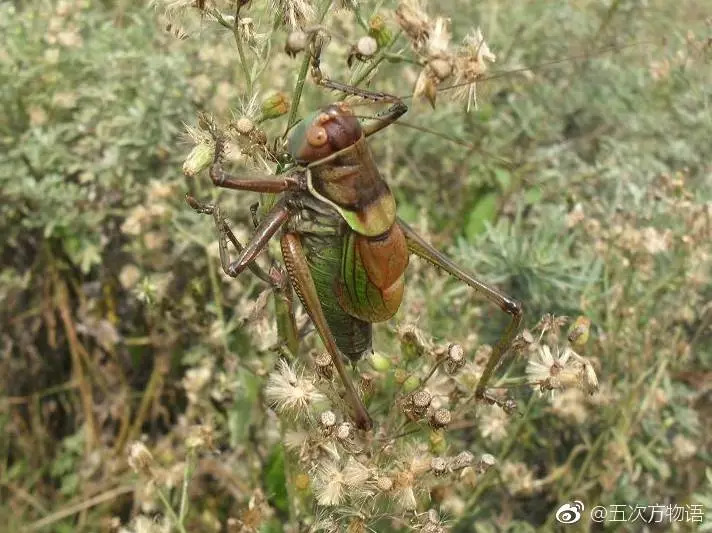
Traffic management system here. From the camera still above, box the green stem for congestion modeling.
[178,452,195,524]
[232,4,253,97]
[156,486,188,533]
[285,0,332,132]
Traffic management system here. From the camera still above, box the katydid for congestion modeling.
[187,70,522,431]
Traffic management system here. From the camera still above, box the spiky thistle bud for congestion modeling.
[448,451,474,471]
[336,422,353,441]
[260,92,290,120]
[411,390,432,416]
[182,139,215,177]
[376,475,394,492]
[235,117,255,135]
[368,14,392,48]
[320,410,336,430]
[314,352,333,379]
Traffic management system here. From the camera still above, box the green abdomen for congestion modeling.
[302,232,373,362]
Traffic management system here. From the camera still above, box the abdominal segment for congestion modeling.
[337,223,409,323]
[303,233,373,362]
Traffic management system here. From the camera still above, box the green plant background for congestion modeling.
[1,0,710,531]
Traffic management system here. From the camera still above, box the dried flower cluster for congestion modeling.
[394,0,496,108]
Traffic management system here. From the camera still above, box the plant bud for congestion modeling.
[394,368,408,384]
[356,36,378,58]
[235,116,254,135]
[445,343,465,374]
[127,441,154,477]
[449,451,474,471]
[285,30,307,56]
[430,457,447,476]
[476,453,496,473]
[314,352,333,379]
[368,15,392,48]
[402,374,421,393]
[429,408,451,429]
[182,140,215,177]
[582,360,599,394]
[260,92,290,120]
[368,351,391,372]
[376,476,393,491]
[428,430,446,454]
[295,472,310,490]
[320,410,336,429]
[409,389,431,418]
[568,315,592,349]
[336,422,353,441]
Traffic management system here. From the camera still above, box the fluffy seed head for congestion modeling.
[265,359,325,415]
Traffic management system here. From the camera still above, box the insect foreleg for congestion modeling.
[398,219,523,400]
[209,164,301,193]
[223,197,291,277]
[280,232,373,431]
[186,195,273,285]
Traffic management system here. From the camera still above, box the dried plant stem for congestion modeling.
[55,275,99,452]
[460,395,535,514]
[280,427,300,530]
[26,485,134,531]
[126,352,168,445]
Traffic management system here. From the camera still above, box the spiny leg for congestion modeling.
[186,195,272,284]
[223,197,291,277]
[398,219,523,400]
[187,195,300,356]
[280,232,373,431]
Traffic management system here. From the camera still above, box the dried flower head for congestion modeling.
[128,441,154,477]
[445,343,465,374]
[313,458,371,506]
[270,0,315,30]
[527,344,599,396]
[453,27,496,111]
[395,0,432,51]
[265,359,326,415]
[478,404,509,442]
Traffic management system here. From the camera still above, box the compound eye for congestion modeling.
[307,125,328,147]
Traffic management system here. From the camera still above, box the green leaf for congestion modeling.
[264,445,288,514]
[465,192,498,239]
[493,167,511,191]
[524,186,542,205]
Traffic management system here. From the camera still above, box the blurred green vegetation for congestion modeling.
[1,0,711,532]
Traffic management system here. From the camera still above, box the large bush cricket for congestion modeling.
[186,46,523,430]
